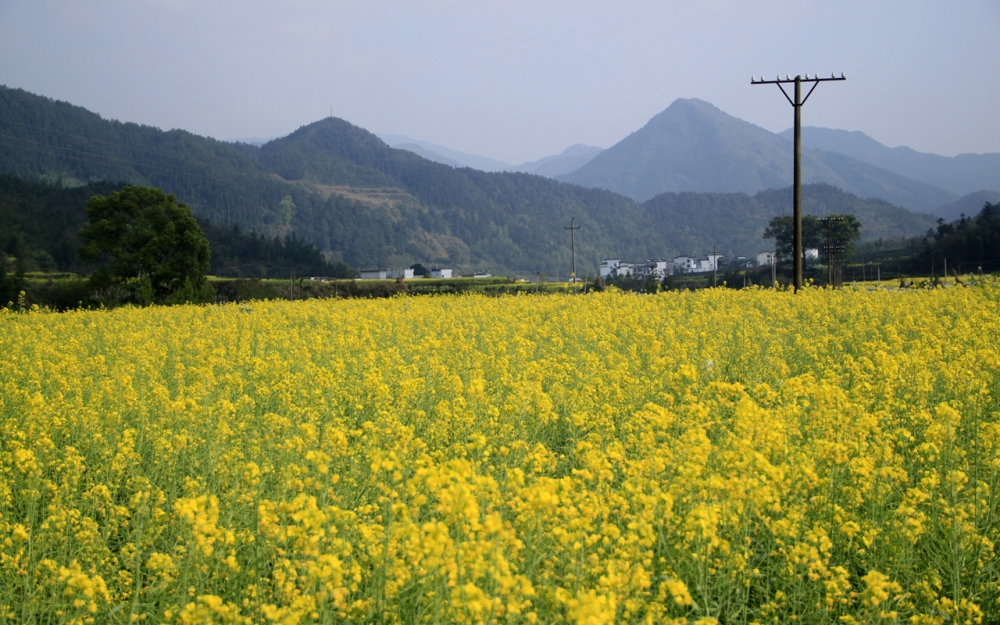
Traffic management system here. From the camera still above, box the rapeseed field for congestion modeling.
[2,284,1000,624]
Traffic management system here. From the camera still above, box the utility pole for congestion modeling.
[753,72,846,292]
[819,216,844,287]
[712,244,718,287]
[565,218,580,289]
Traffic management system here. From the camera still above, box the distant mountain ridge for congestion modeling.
[514,144,604,177]
[933,190,1000,223]
[376,134,603,178]
[376,134,512,171]
[0,85,937,274]
[558,98,957,213]
[779,126,1000,196]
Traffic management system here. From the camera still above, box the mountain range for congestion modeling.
[377,99,1000,219]
[779,127,1000,197]
[0,85,947,275]
[556,98,997,214]
[377,133,605,177]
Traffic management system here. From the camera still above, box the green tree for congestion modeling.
[764,214,860,264]
[80,186,212,305]
[763,215,821,263]
[819,214,862,263]
[410,262,429,277]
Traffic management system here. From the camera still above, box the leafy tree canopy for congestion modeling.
[764,213,861,262]
[410,262,429,277]
[80,186,211,304]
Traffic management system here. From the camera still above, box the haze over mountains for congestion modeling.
[557,98,993,214]
[377,133,605,178]
[378,99,999,220]
[778,126,1000,198]
[0,84,956,275]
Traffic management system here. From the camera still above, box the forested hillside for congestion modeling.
[0,85,938,273]
[0,175,354,278]
[641,183,936,256]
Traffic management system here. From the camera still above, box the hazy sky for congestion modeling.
[2,1,998,164]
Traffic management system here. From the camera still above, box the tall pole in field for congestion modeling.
[752,72,846,292]
[565,218,580,289]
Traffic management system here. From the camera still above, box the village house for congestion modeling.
[386,268,415,279]
[360,268,415,280]
[601,258,673,279]
[756,249,819,266]
[359,269,389,280]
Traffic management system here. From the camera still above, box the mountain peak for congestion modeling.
[557,98,957,212]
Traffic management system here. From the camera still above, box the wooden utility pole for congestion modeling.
[564,218,580,289]
[753,72,846,292]
[712,244,718,287]
[819,216,844,287]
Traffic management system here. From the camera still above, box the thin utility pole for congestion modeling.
[565,218,580,289]
[753,72,846,292]
[819,216,844,287]
[712,244,718,287]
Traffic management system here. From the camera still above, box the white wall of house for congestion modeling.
[360,269,388,280]
[599,259,621,278]
[431,268,453,278]
[673,256,697,273]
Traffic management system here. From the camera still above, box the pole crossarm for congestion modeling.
[751,72,846,292]
[751,73,846,85]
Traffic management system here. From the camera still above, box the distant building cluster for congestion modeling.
[357,267,486,280]
[601,249,825,279]
[600,254,727,279]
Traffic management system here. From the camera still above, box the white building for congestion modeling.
[386,268,415,279]
[431,267,453,278]
[673,256,698,273]
[600,259,644,279]
[756,249,818,266]
[599,259,621,278]
[600,258,676,280]
[360,269,389,280]
[638,259,672,279]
